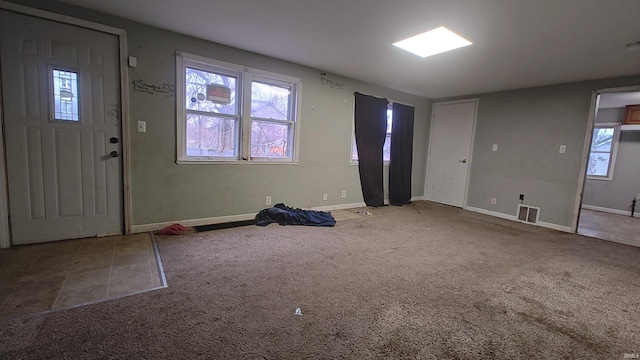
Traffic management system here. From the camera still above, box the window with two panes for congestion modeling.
[178,52,299,162]
[250,79,294,158]
[587,124,620,180]
[184,66,239,157]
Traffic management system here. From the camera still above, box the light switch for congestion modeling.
[492,144,498,151]
[559,145,566,154]
[137,121,146,133]
[128,56,137,68]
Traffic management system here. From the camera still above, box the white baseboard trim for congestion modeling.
[466,206,517,221]
[581,204,640,218]
[309,202,367,212]
[383,196,423,205]
[131,213,257,233]
[465,206,572,233]
[536,221,572,233]
[131,202,368,233]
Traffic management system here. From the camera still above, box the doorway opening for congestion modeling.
[575,87,640,247]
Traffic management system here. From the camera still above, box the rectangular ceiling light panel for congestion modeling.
[393,26,472,58]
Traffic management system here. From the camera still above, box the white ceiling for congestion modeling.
[57,0,640,99]
[599,92,640,109]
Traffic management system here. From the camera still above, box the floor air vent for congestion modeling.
[517,204,540,224]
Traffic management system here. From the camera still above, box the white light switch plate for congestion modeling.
[492,144,498,151]
[137,121,146,133]
[559,145,566,153]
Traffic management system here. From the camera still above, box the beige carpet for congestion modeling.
[330,209,362,221]
[1,201,639,359]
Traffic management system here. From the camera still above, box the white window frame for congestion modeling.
[176,51,301,164]
[350,102,393,165]
[48,65,81,122]
[249,75,298,161]
[586,122,621,181]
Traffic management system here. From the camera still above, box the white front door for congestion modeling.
[0,10,123,244]
[425,99,478,208]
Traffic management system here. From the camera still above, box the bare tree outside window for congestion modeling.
[250,81,293,158]
[587,126,616,178]
[177,52,300,163]
[185,67,238,157]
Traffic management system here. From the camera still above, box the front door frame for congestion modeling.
[0,1,132,248]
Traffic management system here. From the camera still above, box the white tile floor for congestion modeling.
[0,233,165,321]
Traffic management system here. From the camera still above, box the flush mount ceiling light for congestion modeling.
[393,26,472,58]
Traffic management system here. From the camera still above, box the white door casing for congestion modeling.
[0,10,123,244]
[425,99,478,208]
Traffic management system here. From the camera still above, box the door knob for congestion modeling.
[458,159,468,163]
[110,151,119,158]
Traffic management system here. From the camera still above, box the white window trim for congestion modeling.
[586,122,621,181]
[248,72,301,163]
[176,51,301,164]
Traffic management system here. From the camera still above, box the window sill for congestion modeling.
[586,176,613,181]
[177,159,299,165]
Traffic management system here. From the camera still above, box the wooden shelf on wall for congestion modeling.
[624,104,640,125]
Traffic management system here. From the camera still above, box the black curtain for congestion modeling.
[389,102,415,205]
[354,92,388,207]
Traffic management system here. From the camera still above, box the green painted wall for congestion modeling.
[5,0,640,231]
[437,77,640,228]
[6,0,431,226]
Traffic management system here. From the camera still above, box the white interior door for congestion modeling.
[0,10,123,244]
[425,99,478,207]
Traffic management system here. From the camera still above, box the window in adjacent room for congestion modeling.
[586,124,620,180]
[176,51,301,163]
[351,104,393,163]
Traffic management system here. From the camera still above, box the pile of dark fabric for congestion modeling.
[255,203,336,227]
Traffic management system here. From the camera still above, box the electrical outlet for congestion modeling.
[341,190,347,199]
[265,196,271,206]
[323,193,328,201]
[491,197,497,205]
